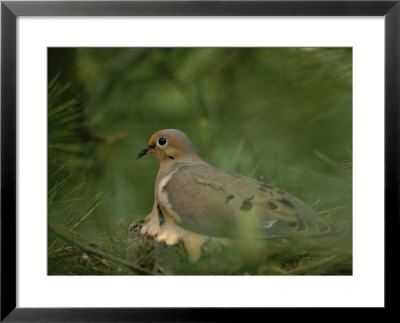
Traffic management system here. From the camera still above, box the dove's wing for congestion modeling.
[158,163,318,239]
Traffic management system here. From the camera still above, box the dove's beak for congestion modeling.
[136,146,155,159]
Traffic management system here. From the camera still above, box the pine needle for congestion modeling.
[72,200,101,229]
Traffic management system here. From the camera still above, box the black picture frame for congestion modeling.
[1,0,398,321]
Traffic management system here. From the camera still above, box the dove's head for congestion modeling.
[136,129,200,163]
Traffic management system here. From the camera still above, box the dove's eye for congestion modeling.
[157,137,168,148]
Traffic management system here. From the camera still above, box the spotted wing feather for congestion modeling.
[160,164,317,238]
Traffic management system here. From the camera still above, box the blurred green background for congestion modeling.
[48,48,352,275]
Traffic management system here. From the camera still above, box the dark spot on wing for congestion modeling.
[259,186,266,192]
[240,196,255,212]
[225,194,235,204]
[240,200,253,212]
[297,218,306,230]
[261,183,274,189]
[168,155,175,160]
[268,201,279,211]
[157,204,165,226]
[286,220,298,228]
[280,198,295,209]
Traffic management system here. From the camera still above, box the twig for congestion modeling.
[49,222,156,275]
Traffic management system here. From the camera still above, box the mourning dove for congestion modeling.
[136,129,322,262]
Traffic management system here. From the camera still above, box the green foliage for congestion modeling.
[48,74,91,175]
[48,48,352,275]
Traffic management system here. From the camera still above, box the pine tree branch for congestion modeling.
[49,222,156,275]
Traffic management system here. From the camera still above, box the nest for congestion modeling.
[48,220,352,275]
[126,220,239,275]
